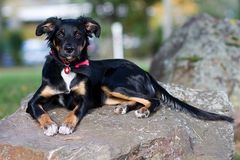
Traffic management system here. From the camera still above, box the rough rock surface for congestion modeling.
[150,14,240,108]
[0,84,234,160]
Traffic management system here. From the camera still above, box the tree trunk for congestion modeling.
[162,0,172,39]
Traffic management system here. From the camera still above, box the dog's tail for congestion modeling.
[148,74,234,123]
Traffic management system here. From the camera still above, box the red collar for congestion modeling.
[74,60,89,68]
[50,49,89,68]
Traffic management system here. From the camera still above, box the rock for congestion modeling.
[149,14,240,108]
[0,84,233,160]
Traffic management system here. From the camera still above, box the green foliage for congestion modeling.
[9,30,23,65]
[0,39,4,65]
[125,27,163,58]
[88,0,159,36]
[0,29,24,66]
[149,27,163,54]
[0,67,41,119]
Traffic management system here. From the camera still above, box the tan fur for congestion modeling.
[104,97,136,106]
[43,23,55,31]
[62,105,79,127]
[40,86,57,98]
[104,97,127,105]
[37,113,54,128]
[85,22,97,31]
[101,86,151,109]
[72,81,86,95]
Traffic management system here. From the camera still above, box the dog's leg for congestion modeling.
[27,85,59,136]
[58,105,80,135]
[110,96,152,118]
[102,86,156,118]
[113,102,134,115]
[130,98,151,118]
[59,80,90,135]
[59,98,89,135]
[134,98,160,118]
[104,97,137,114]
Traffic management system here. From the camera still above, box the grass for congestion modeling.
[0,67,42,119]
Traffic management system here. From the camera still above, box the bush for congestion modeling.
[8,30,23,65]
[1,30,24,66]
[125,27,163,58]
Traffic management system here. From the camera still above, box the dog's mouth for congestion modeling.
[60,56,76,64]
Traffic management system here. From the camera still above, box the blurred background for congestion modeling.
[0,0,240,158]
[0,0,240,127]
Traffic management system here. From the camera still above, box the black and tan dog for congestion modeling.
[26,17,233,136]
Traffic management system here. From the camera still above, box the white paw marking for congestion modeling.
[135,109,150,118]
[114,105,128,114]
[59,124,74,135]
[44,123,58,136]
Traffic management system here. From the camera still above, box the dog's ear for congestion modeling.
[79,17,101,38]
[36,17,60,36]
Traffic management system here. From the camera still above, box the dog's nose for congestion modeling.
[64,44,74,53]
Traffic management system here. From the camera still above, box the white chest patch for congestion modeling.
[61,70,76,92]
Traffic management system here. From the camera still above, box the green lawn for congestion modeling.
[0,67,42,119]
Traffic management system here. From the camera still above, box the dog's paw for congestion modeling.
[135,108,150,118]
[43,123,58,136]
[59,124,74,135]
[114,105,128,114]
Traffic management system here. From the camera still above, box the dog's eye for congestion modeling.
[75,32,81,39]
[57,31,64,38]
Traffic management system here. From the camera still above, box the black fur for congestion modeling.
[27,17,233,136]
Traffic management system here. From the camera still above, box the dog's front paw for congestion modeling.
[59,124,75,135]
[43,123,58,136]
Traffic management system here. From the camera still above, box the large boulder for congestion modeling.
[150,14,240,108]
[0,84,233,160]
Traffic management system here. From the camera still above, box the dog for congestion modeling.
[26,16,233,136]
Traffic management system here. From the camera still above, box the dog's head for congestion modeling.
[36,17,101,63]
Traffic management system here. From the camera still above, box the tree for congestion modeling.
[86,0,159,37]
